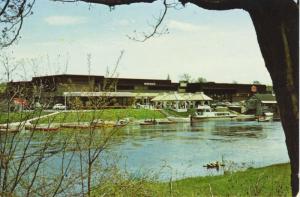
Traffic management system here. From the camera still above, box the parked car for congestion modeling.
[52,103,67,110]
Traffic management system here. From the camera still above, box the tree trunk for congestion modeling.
[247,1,299,195]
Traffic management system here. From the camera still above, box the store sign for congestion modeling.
[144,82,156,86]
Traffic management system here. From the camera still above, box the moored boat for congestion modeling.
[157,120,176,124]
[191,105,237,122]
[257,112,273,122]
[140,119,157,126]
[29,127,59,132]
[235,114,256,121]
[167,116,190,123]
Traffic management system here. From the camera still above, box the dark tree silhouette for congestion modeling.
[0,0,35,48]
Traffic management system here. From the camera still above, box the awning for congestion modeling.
[261,101,277,104]
[63,92,159,98]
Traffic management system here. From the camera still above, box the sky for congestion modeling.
[4,0,272,85]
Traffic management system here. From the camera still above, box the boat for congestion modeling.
[114,119,129,127]
[61,123,92,129]
[235,114,256,121]
[191,105,237,121]
[257,112,273,122]
[139,119,157,126]
[157,120,176,124]
[167,116,190,123]
[203,161,225,169]
[29,127,59,132]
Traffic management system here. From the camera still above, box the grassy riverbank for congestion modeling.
[34,109,166,124]
[93,163,291,196]
[0,110,50,124]
[155,163,291,196]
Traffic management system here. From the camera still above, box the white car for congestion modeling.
[52,103,67,110]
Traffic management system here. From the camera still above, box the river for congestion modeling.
[106,120,289,180]
[9,120,289,195]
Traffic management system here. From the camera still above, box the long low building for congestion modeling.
[6,74,268,108]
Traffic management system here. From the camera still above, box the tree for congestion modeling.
[253,80,260,85]
[1,0,298,194]
[166,74,170,80]
[0,1,35,48]
[179,73,192,82]
[197,77,207,83]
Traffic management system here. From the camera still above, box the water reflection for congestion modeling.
[14,120,289,181]
[109,120,289,180]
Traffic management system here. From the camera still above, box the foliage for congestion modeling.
[179,73,192,82]
[0,0,35,48]
[34,109,166,124]
[0,83,6,94]
[158,163,291,196]
[93,163,291,196]
[196,77,207,83]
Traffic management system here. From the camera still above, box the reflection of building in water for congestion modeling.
[246,94,279,117]
[6,74,268,108]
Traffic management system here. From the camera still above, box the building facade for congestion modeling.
[7,74,267,108]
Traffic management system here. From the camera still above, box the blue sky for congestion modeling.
[6,0,272,84]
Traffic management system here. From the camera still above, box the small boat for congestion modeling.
[29,127,59,132]
[115,119,129,127]
[167,116,190,123]
[191,105,237,122]
[257,116,273,122]
[235,115,256,121]
[203,161,225,169]
[61,123,92,129]
[140,122,156,126]
[140,119,157,126]
[257,112,273,122]
[157,120,176,124]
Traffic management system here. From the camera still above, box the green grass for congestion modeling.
[92,163,291,196]
[152,163,291,196]
[34,109,166,124]
[0,110,50,124]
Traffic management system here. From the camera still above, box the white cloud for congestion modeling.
[168,20,207,32]
[44,16,87,26]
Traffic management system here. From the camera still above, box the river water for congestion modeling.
[9,120,289,196]
[106,120,289,180]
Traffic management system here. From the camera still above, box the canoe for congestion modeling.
[29,127,59,132]
[157,121,176,124]
[140,122,156,126]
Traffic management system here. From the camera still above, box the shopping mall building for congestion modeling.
[7,74,267,108]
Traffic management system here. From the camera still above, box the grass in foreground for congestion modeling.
[35,109,166,124]
[92,163,291,197]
